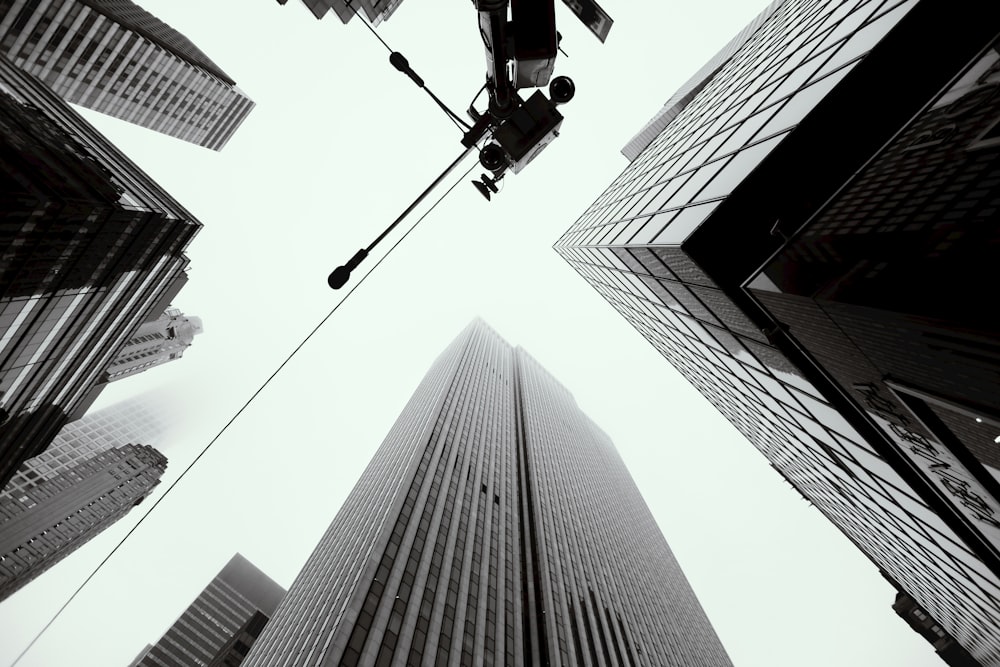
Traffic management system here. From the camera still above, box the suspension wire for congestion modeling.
[345,0,471,130]
[10,157,480,667]
[368,145,474,252]
[346,0,393,53]
[427,88,472,133]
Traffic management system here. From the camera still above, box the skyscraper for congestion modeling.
[2,393,170,496]
[0,55,199,487]
[132,553,286,667]
[244,320,732,667]
[0,442,166,601]
[745,41,1000,473]
[555,0,1000,662]
[102,307,203,383]
[0,0,255,150]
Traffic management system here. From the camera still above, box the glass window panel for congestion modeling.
[650,201,720,244]
[761,67,851,134]
[714,106,777,157]
[630,211,675,244]
[698,133,787,200]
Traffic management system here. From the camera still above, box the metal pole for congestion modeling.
[328,145,476,289]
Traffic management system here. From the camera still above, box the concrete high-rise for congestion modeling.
[0,55,199,487]
[133,553,286,667]
[102,307,203,383]
[244,320,732,667]
[0,442,165,601]
[2,394,170,497]
[0,0,255,150]
[555,0,1000,663]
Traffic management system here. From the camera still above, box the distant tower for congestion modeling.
[133,553,286,667]
[2,394,170,495]
[245,320,732,666]
[0,0,255,150]
[102,308,203,383]
[0,56,199,488]
[0,443,166,601]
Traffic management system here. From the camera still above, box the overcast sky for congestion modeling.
[1,1,947,665]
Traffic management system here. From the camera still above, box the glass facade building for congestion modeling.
[555,0,1000,663]
[0,55,200,487]
[133,553,286,667]
[244,320,732,667]
[0,441,165,601]
[0,0,255,150]
[747,38,1000,472]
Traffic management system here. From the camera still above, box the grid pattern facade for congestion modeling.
[0,55,199,487]
[748,37,1000,469]
[555,0,1000,663]
[137,554,286,667]
[244,320,732,667]
[0,442,165,601]
[560,0,921,250]
[1,394,169,501]
[104,307,202,382]
[621,0,789,162]
[0,0,255,150]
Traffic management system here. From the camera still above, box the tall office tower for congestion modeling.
[1,394,170,497]
[102,307,203,383]
[244,320,732,667]
[555,0,1000,663]
[0,0,254,150]
[132,553,286,667]
[0,442,165,601]
[0,56,200,488]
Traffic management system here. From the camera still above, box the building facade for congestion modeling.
[0,0,254,150]
[244,320,732,667]
[288,0,405,25]
[555,0,1000,663]
[102,307,203,383]
[891,590,982,667]
[0,55,200,487]
[1,393,170,498]
[0,441,165,601]
[746,39,1000,472]
[133,553,286,667]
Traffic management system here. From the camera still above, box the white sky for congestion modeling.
[1,1,947,665]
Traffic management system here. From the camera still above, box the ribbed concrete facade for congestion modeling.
[244,320,731,667]
[0,0,254,150]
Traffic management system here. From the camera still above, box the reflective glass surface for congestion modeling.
[555,0,1000,662]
